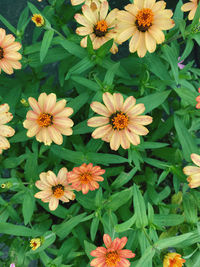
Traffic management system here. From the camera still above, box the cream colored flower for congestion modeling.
[71,0,103,6]
[183,153,200,188]
[23,93,74,146]
[181,0,200,21]
[117,0,174,57]
[0,28,22,75]
[34,168,76,211]
[87,92,152,151]
[74,1,118,54]
[0,103,15,154]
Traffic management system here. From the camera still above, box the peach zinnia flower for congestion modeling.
[0,103,15,154]
[117,0,174,57]
[0,28,22,75]
[23,92,74,146]
[87,92,152,151]
[71,0,103,6]
[34,167,76,211]
[163,253,186,267]
[183,153,200,188]
[67,163,105,194]
[181,0,200,21]
[74,1,118,54]
[90,234,135,267]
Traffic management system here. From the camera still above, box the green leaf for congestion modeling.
[105,187,132,211]
[90,217,99,241]
[183,193,198,224]
[22,189,35,225]
[84,240,96,261]
[180,38,194,61]
[174,86,197,106]
[0,223,42,236]
[40,30,54,62]
[139,142,169,149]
[71,76,99,92]
[86,152,128,165]
[52,213,87,239]
[96,39,113,58]
[0,14,16,34]
[154,214,184,227]
[111,167,137,189]
[17,6,30,33]
[50,145,84,164]
[24,151,38,181]
[133,184,148,228]
[103,62,120,86]
[68,92,90,115]
[135,246,155,267]
[174,115,198,161]
[137,91,171,114]
[59,38,87,59]
[3,154,27,169]
[114,214,136,233]
[73,120,93,135]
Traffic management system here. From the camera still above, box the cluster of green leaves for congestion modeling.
[0,0,200,266]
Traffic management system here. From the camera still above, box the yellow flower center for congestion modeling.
[105,251,120,266]
[52,184,64,198]
[0,47,4,60]
[80,172,92,184]
[37,113,53,127]
[135,8,154,32]
[94,20,108,37]
[111,112,129,130]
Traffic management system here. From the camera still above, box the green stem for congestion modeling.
[142,228,154,246]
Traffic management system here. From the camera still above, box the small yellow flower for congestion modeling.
[1,183,6,188]
[20,98,29,107]
[32,14,45,27]
[30,238,41,250]
[163,253,186,267]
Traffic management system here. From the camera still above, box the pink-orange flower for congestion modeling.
[74,1,118,54]
[34,167,75,211]
[90,234,135,267]
[181,0,200,21]
[87,92,152,151]
[23,93,74,146]
[183,153,200,188]
[163,253,186,267]
[0,103,15,154]
[0,28,22,75]
[67,163,105,194]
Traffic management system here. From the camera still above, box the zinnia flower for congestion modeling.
[10,264,15,267]
[87,92,152,151]
[195,87,200,109]
[163,253,186,267]
[90,234,135,267]
[183,153,200,188]
[0,28,22,74]
[0,103,15,154]
[117,0,174,57]
[74,1,118,54]
[30,238,41,250]
[181,0,200,21]
[67,163,105,194]
[178,57,185,70]
[23,92,74,146]
[32,14,45,27]
[71,0,103,6]
[34,167,76,211]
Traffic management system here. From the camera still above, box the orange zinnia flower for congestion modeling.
[23,92,74,146]
[183,153,200,188]
[181,0,200,21]
[87,92,152,151]
[0,103,15,154]
[0,28,22,75]
[163,253,186,267]
[90,234,135,267]
[117,0,174,57]
[67,163,105,194]
[74,1,118,54]
[34,167,75,211]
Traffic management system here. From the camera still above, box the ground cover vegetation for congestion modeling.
[0,0,200,266]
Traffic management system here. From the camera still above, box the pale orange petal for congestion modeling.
[90,101,111,116]
[87,116,109,127]
[0,125,15,137]
[191,153,200,167]
[110,130,121,151]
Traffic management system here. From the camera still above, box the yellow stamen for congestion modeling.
[80,172,92,184]
[136,8,154,32]
[52,184,64,198]
[32,14,45,27]
[105,251,120,266]
[111,112,129,130]
[37,113,53,127]
[30,238,41,250]
[94,20,108,37]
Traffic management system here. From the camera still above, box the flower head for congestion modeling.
[181,0,200,21]
[71,0,103,6]
[32,14,45,27]
[10,264,15,267]
[0,28,22,75]
[30,238,41,250]
[178,57,185,70]
[87,92,152,151]
[34,167,75,211]
[183,153,200,188]
[67,163,105,194]
[74,1,118,54]
[195,87,200,109]
[90,234,135,267]
[163,253,186,267]
[117,0,174,57]
[23,93,74,146]
[0,103,15,154]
